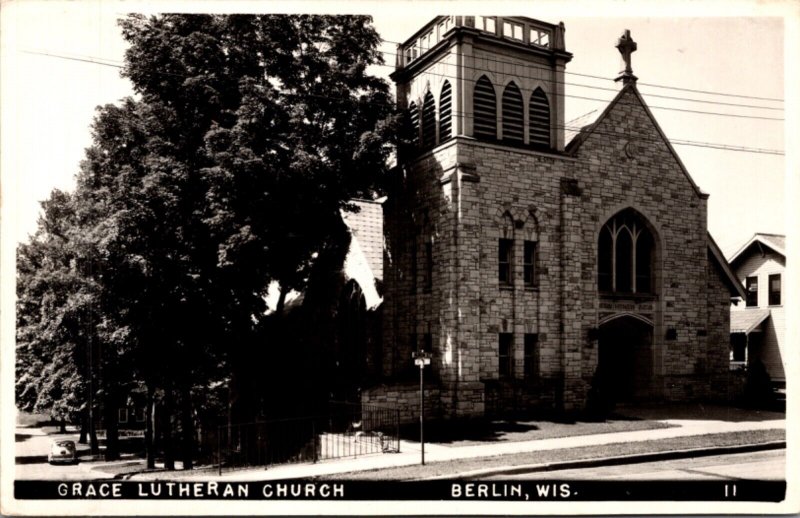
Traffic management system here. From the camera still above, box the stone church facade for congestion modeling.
[361,16,745,421]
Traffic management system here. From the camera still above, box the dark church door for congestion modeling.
[597,316,653,404]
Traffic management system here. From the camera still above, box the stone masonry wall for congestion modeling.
[372,83,732,418]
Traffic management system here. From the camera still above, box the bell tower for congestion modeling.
[391,16,573,152]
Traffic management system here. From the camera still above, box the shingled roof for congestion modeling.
[341,198,385,309]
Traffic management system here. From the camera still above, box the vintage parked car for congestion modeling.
[47,439,77,464]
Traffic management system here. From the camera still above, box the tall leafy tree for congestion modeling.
[17,14,397,469]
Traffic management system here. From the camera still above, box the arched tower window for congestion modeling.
[502,82,524,144]
[421,91,436,149]
[439,81,452,143]
[408,101,419,147]
[473,75,497,141]
[529,87,551,148]
[598,209,655,294]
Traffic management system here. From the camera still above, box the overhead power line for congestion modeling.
[23,49,784,122]
[378,38,785,103]
[21,49,785,156]
[373,48,783,111]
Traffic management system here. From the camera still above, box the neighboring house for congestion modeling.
[728,233,786,386]
[359,16,745,422]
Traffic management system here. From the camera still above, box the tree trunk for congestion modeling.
[276,284,287,316]
[180,384,194,470]
[145,384,156,469]
[164,385,175,470]
[79,410,88,444]
[103,394,120,461]
[89,411,99,455]
[59,416,67,434]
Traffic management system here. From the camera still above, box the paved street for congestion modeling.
[482,449,785,481]
[15,426,116,481]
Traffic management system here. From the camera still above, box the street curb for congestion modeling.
[423,440,786,480]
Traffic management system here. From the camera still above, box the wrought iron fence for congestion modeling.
[216,401,400,473]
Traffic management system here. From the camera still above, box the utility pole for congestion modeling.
[412,350,431,465]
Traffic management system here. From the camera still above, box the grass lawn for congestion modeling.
[320,428,785,480]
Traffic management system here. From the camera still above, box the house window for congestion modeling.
[746,276,758,307]
[499,333,512,378]
[530,28,550,47]
[421,91,437,149]
[118,408,128,424]
[476,16,496,34]
[529,88,551,148]
[439,81,452,142]
[524,334,538,379]
[768,274,781,306]
[501,82,524,144]
[424,241,433,292]
[499,238,513,286]
[503,21,523,41]
[135,407,146,423]
[597,209,655,294]
[523,241,537,288]
[473,75,497,140]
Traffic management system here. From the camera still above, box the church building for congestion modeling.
[360,16,746,421]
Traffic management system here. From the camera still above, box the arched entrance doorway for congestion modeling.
[597,315,653,403]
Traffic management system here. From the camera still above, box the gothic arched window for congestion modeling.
[439,81,452,143]
[529,87,551,148]
[473,75,497,141]
[421,91,437,149]
[408,101,419,147]
[598,209,655,294]
[502,82,524,144]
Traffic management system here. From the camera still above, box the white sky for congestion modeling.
[0,1,796,258]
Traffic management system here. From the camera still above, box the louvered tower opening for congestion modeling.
[408,101,419,147]
[439,81,452,143]
[501,82,524,144]
[473,76,497,141]
[529,88,551,148]
[421,91,437,149]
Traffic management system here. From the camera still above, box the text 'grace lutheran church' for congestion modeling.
[350,16,746,421]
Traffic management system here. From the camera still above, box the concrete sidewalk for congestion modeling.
[124,411,785,481]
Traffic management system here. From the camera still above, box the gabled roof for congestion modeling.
[341,199,385,281]
[566,82,708,199]
[341,198,385,310]
[729,233,786,266]
[708,232,747,299]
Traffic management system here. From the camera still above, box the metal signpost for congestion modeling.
[412,350,431,465]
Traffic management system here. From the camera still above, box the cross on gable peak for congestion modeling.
[615,29,638,84]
